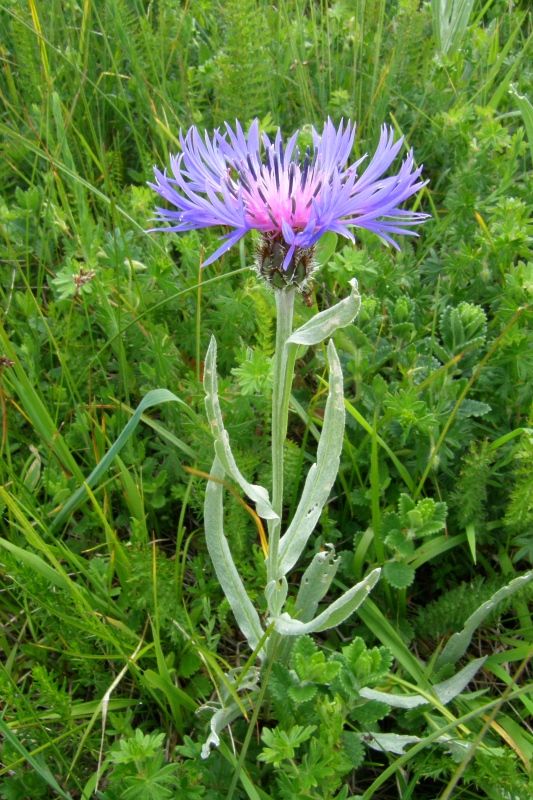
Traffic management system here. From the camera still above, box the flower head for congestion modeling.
[149,119,428,288]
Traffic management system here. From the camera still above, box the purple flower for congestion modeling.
[149,119,429,272]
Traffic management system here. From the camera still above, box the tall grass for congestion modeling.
[0,1,532,797]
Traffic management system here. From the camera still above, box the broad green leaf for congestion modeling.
[295,546,340,622]
[434,656,487,704]
[437,570,533,667]
[204,336,277,521]
[272,568,380,636]
[314,231,338,267]
[204,457,265,656]
[0,536,72,591]
[52,388,191,530]
[287,278,361,346]
[383,561,415,589]
[278,340,345,575]
[0,718,74,800]
[511,87,533,162]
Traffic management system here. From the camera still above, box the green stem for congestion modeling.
[267,288,296,583]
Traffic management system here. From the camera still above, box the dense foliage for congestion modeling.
[0,1,531,798]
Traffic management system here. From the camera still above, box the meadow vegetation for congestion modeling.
[0,1,532,798]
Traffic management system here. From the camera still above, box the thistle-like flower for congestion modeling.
[150,119,428,289]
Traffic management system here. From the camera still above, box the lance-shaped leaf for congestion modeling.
[204,456,265,656]
[364,732,422,755]
[199,667,259,760]
[360,656,487,708]
[295,545,340,622]
[436,570,533,667]
[265,576,288,617]
[287,278,361,347]
[204,336,277,521]
[278,340,345,576]
[272,568,380,636]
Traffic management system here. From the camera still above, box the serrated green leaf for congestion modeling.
[457,399,491,418]
[402,497,447,537]
[288,683,318,704]
[385,529,415,557]
[342,732,365,769]
[341,637,366,669]
[291,635,319,674]
[398,493,415,519]
[383,561,415,589]
[351,699,390,725]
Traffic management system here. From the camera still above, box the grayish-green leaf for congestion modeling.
[364,732,422,755]
[199,668,259,759]
[359,656,487,709]
[359,687,427,709]
[204,336,277,521]
[278,340,345,575]
[295,545,340,622]
[204,457,265,656]
[437,570,533,667]
[201,704,243,760]
[272,568,380,636]
[431,0,475,56]
[434,656,487,704]
[265,576,288,617]
[287,278,361,347]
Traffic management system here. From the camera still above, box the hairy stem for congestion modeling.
[267,288,296,583]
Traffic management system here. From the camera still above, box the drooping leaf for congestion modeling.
[204,336,278,521]
[295,546,340,622]
[278,340,345,575]
[272,568,381,636]
[204,456,265,656]
[437,571,533,667]
[287,278,361,347]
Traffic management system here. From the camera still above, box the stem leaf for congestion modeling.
[204,336,278,521]
[204,457,265,656]
[272,567,380,635]
[287,278,361,346]
[278,340,345,575]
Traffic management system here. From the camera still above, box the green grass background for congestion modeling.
[0,1,532,798]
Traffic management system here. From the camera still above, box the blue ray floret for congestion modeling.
[149,119,429,270]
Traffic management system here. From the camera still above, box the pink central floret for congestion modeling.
[242,162,321,233]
